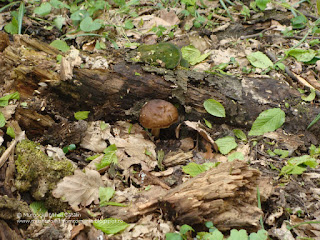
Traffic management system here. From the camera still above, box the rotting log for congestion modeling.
[102,160,272,232]
[0,34,319,144]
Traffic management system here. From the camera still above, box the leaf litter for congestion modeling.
[1,0,320,239]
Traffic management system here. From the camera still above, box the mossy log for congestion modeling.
[102,160,272,232]
[0,34,319,144]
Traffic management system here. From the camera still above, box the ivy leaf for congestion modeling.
[203,99,226,117]
[34,2,52,16]
[53,16,65,30]
[249,108,285,136]
[80,16,102,32]
[228,229,248,240]
[50,40,70,52]
[247,51,273,69]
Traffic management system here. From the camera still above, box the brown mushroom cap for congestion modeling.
[139,99,179,129]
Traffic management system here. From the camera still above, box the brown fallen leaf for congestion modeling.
[52,169,104,210]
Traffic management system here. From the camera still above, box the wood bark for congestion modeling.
[0,34,319,145]
[103,160,272,232]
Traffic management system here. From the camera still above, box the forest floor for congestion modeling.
[0,0,320,239]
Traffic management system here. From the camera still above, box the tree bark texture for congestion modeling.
[0,35,318,144]
[102,160,272,232]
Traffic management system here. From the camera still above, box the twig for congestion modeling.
[240,26,277,39]
[0,139,18,169]
[0,131,25,169]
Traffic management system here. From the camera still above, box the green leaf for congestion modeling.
[180,224,194,235]
[255,0,270,10]
[203,118,212,128]
[249,229,268,240]
[34,2,52,16]
[0,92,20,107]
[6,126,15,138]
[4,17,18,34]
[249,108,285,136]
[165,233,183,240]
[207,229,224,240]
[301,88,316,102]
[50,0,69,9]
[181,45,210,65]
[280,155,318,175]
[286,49,316,62]
[307,112,320,129]
[228,229,248,240]
[273,149,289,158]
[86,154,101,161]
[124,20,134,29]
[228,152,244,161]
[50,40,70,52]
[80,16,102,32]
[17,2,25,35]
[74,111,90,120]
[203,99,225,117]
[96,144,118,170]
[30,201,47,215]
[182,162,213,177]
[291,15,307,29]
[99,187,115,204]
[0,112,5,128]
[233,129,247,141]
[215,136,237,155]
[53,16,65,30]
[93,218,129,234]
[71,10,90,22]
[247,51,273,69]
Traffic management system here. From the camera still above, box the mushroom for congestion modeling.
[139,99,179,138]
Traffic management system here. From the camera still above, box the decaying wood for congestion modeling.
[103,160,272,232]
[0,34,319,145]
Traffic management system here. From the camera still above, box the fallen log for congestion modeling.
[103,160,272,232]
[0,34,318,144]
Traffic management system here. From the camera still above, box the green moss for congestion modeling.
[15,140,75,201]
[137,42,183,69]
[0,195,31,220]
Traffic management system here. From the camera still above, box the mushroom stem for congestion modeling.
[151,128,160,138]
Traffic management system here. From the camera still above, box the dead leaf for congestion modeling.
[52,169,104,209]
[184,121,218,151]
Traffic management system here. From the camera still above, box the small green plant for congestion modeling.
[280,155,318,175]
[62,144,76,154]
[96,144,118,170]
[99,187,126,207]
[165,221,268,240]
[74,111,90,120]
